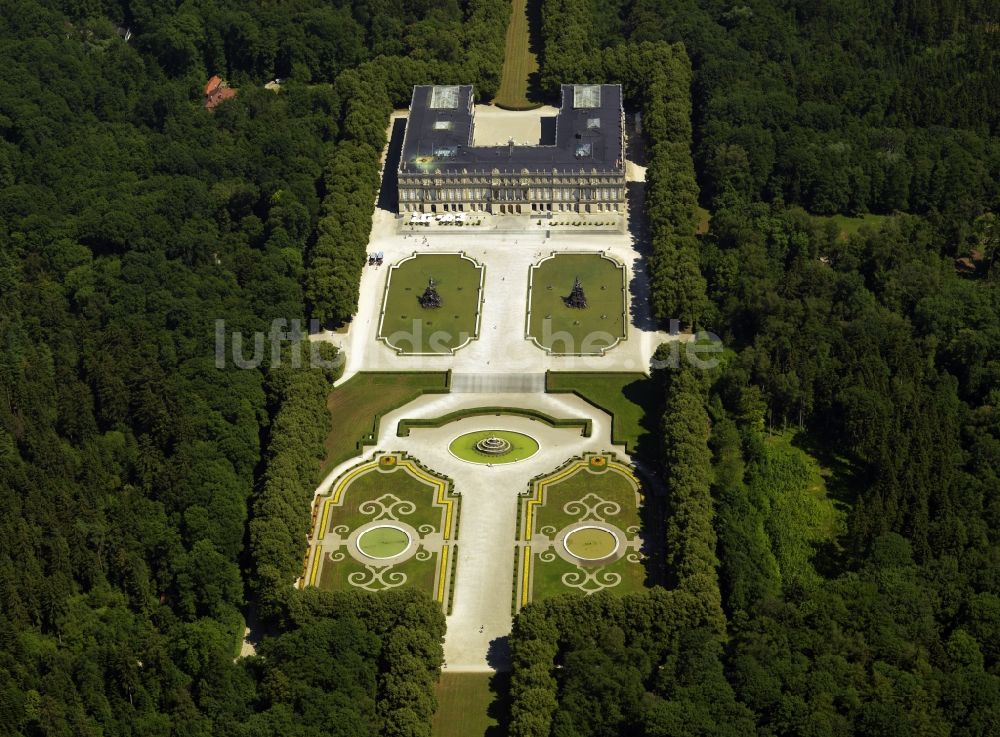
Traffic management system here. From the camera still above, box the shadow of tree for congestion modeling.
[525,0,547,103]
[626,180,660,331]
[789,430,859,577]
[484,672,512,737]
[377,117,406,213]
[620,374,667,588]
[638,488,668,588]
[619,375,661,461]
[486,636,511,672]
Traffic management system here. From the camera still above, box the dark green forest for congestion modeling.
[506,1,1000,736]
[2,0,999,736]
[0,0,505,735]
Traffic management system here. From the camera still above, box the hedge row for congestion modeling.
[304,0,511,326]
[659,363,726,636]
[508,589,716,737]
[289,589,446,737]
[249,344,341,621]
[508,604,560,737]
[637,46,709,328]
[396,406,592,437]
[538,0,709,326]
[305,65,392,326]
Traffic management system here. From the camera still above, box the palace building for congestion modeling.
[398,84,626,214]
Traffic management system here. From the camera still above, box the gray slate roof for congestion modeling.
[399,84,624,176]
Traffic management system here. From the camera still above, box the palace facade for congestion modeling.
[397,84,626,214]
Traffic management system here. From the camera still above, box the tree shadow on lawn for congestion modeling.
[622,374,666,588]
[524,0,546,104]
[625,181,659,332]
[377,117,406,213]
[622,374,663,463]
[484,671,512,737]
[639,492,668,588]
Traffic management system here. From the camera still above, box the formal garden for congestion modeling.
[378,253,484,354]
[307,453,459,608]
[526,252,627,354]
[516,453,647,608]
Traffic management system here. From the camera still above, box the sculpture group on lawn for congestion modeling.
[418,278,443,309]
[563,276,588,309]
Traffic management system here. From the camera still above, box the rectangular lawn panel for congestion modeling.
[431,673,508,737]
[546,372,660,458]
[494,0,539,109]
[322,371,449,472]
[527,253,626,355]
[378,253,483,354]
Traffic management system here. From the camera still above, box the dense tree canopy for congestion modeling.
[3,0,999,735]
[505,2,1000,735]
[0,1,511,734]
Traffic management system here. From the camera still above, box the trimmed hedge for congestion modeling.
[304,0,512,327]
[396,406,592,438]
[249,344,342,621]
[544,370,652,452]
[344,371,452,460]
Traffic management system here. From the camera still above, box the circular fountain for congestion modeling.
[474,435,513,455]
[448,429,539,464]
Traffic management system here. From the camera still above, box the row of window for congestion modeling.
[400,176,623,187]
[400,202,622,213]
[400,188,624,202]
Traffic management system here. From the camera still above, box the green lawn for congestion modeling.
[531,551,647,602]
[330,466,445,534]
[696,207,886,241]
[565,527,618,559]
[527,253,626,355]
[318,546,436,594]
[696,206,711,235]
[322,372,449,472]
[546,372,659,458]
[790,207,889,240]
[823,213,888,239]
[356,526,410,558]
[533,466,641,534]
[378,254,483,354]
[432,673,509,737]
[767,430,848,549]
[448,429,540,464]
[494,0,539,109]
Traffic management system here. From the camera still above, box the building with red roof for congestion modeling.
[204,75,236,110]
